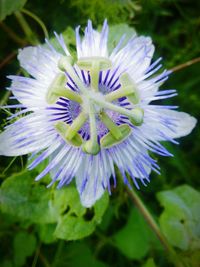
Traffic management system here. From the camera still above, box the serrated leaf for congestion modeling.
[113,208,161,260]
[0,0,27,21]
[13,231,36,267]
[157,185,200,251]
[54,191,109,240]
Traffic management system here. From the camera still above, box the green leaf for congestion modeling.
[37,223,57,244]
[65,242,108,267]
[157,185,200,251]
[13,231,36,267]
[54,190,109,240]
[143,258,157,267]
[0,260,13,267]
[0,170,68,223]
[108,24,136,53]
[0,0,27,21]
[0,169,109,240]
[51,241,108,267]
[113,208,161,260]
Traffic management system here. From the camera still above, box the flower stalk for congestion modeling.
[14,11,38,45]
[125,185,185,267]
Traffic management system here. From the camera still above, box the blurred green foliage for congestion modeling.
[0,0,199,266]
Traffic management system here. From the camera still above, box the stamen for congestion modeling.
[56,88,82,103]
[105,86,135,102]
[82,102,100,155]
[119,73,139,104]
[46,72,82,104]
[53,57,145,154]
[55,121,83,147]
[92,97,144,126]
[65,111,88,140]
[46,73,66,104]
[100,124,132,148]
[58,56,88,95]
[99,111,122,139]
[77,57,111,91]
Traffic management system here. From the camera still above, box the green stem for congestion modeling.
[21,8,49,39]
[0,108,13,116]
[0,51,17,70]
[31,243,41,267]
[0,90,11,106]
[170,57,200,73]
[2,157,17,175]
[125,186,185,267]
[38,251,51,267]
[14,11,38,45]
[52,240,65,267]
[0,22,26,46]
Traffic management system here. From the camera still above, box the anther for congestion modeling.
[46,73,82,104]
[99,111,122,140]
[128,107,144,126]
[65,112,88,140]
[58,56,88,95]
[46,73,67,104]
[100,124,132,148]
[77,57,112,91]
[119,73,139,104]
[55,121,83,147]
[92,98,144,126]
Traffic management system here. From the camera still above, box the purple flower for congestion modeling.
[0,20,196,207]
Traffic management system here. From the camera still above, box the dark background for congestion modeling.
[0,0,199,266]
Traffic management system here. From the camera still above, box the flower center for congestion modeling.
[46,56,144,155]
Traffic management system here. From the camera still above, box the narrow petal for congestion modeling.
[75,150,112,207]
[7,76,48,108]
[48,145,82,187]
[0,112,57,156]
[76,20,108,58]
[109,135,152,187]
[141,108,197,142]
[17,46,61,81]
[159,110,197,139]
[110,36,155,81]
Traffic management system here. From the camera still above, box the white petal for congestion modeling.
[48,145,82,187]
[76,20,108,58]
[110,36,155,81]
[7,76,48,108]
[75,150,112,207]
[109,135,152,187]
[0,112,56,156]
[160,110,197,139]
[18,46,61,81]
[135,80,159,105]
[142,108,197,141]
